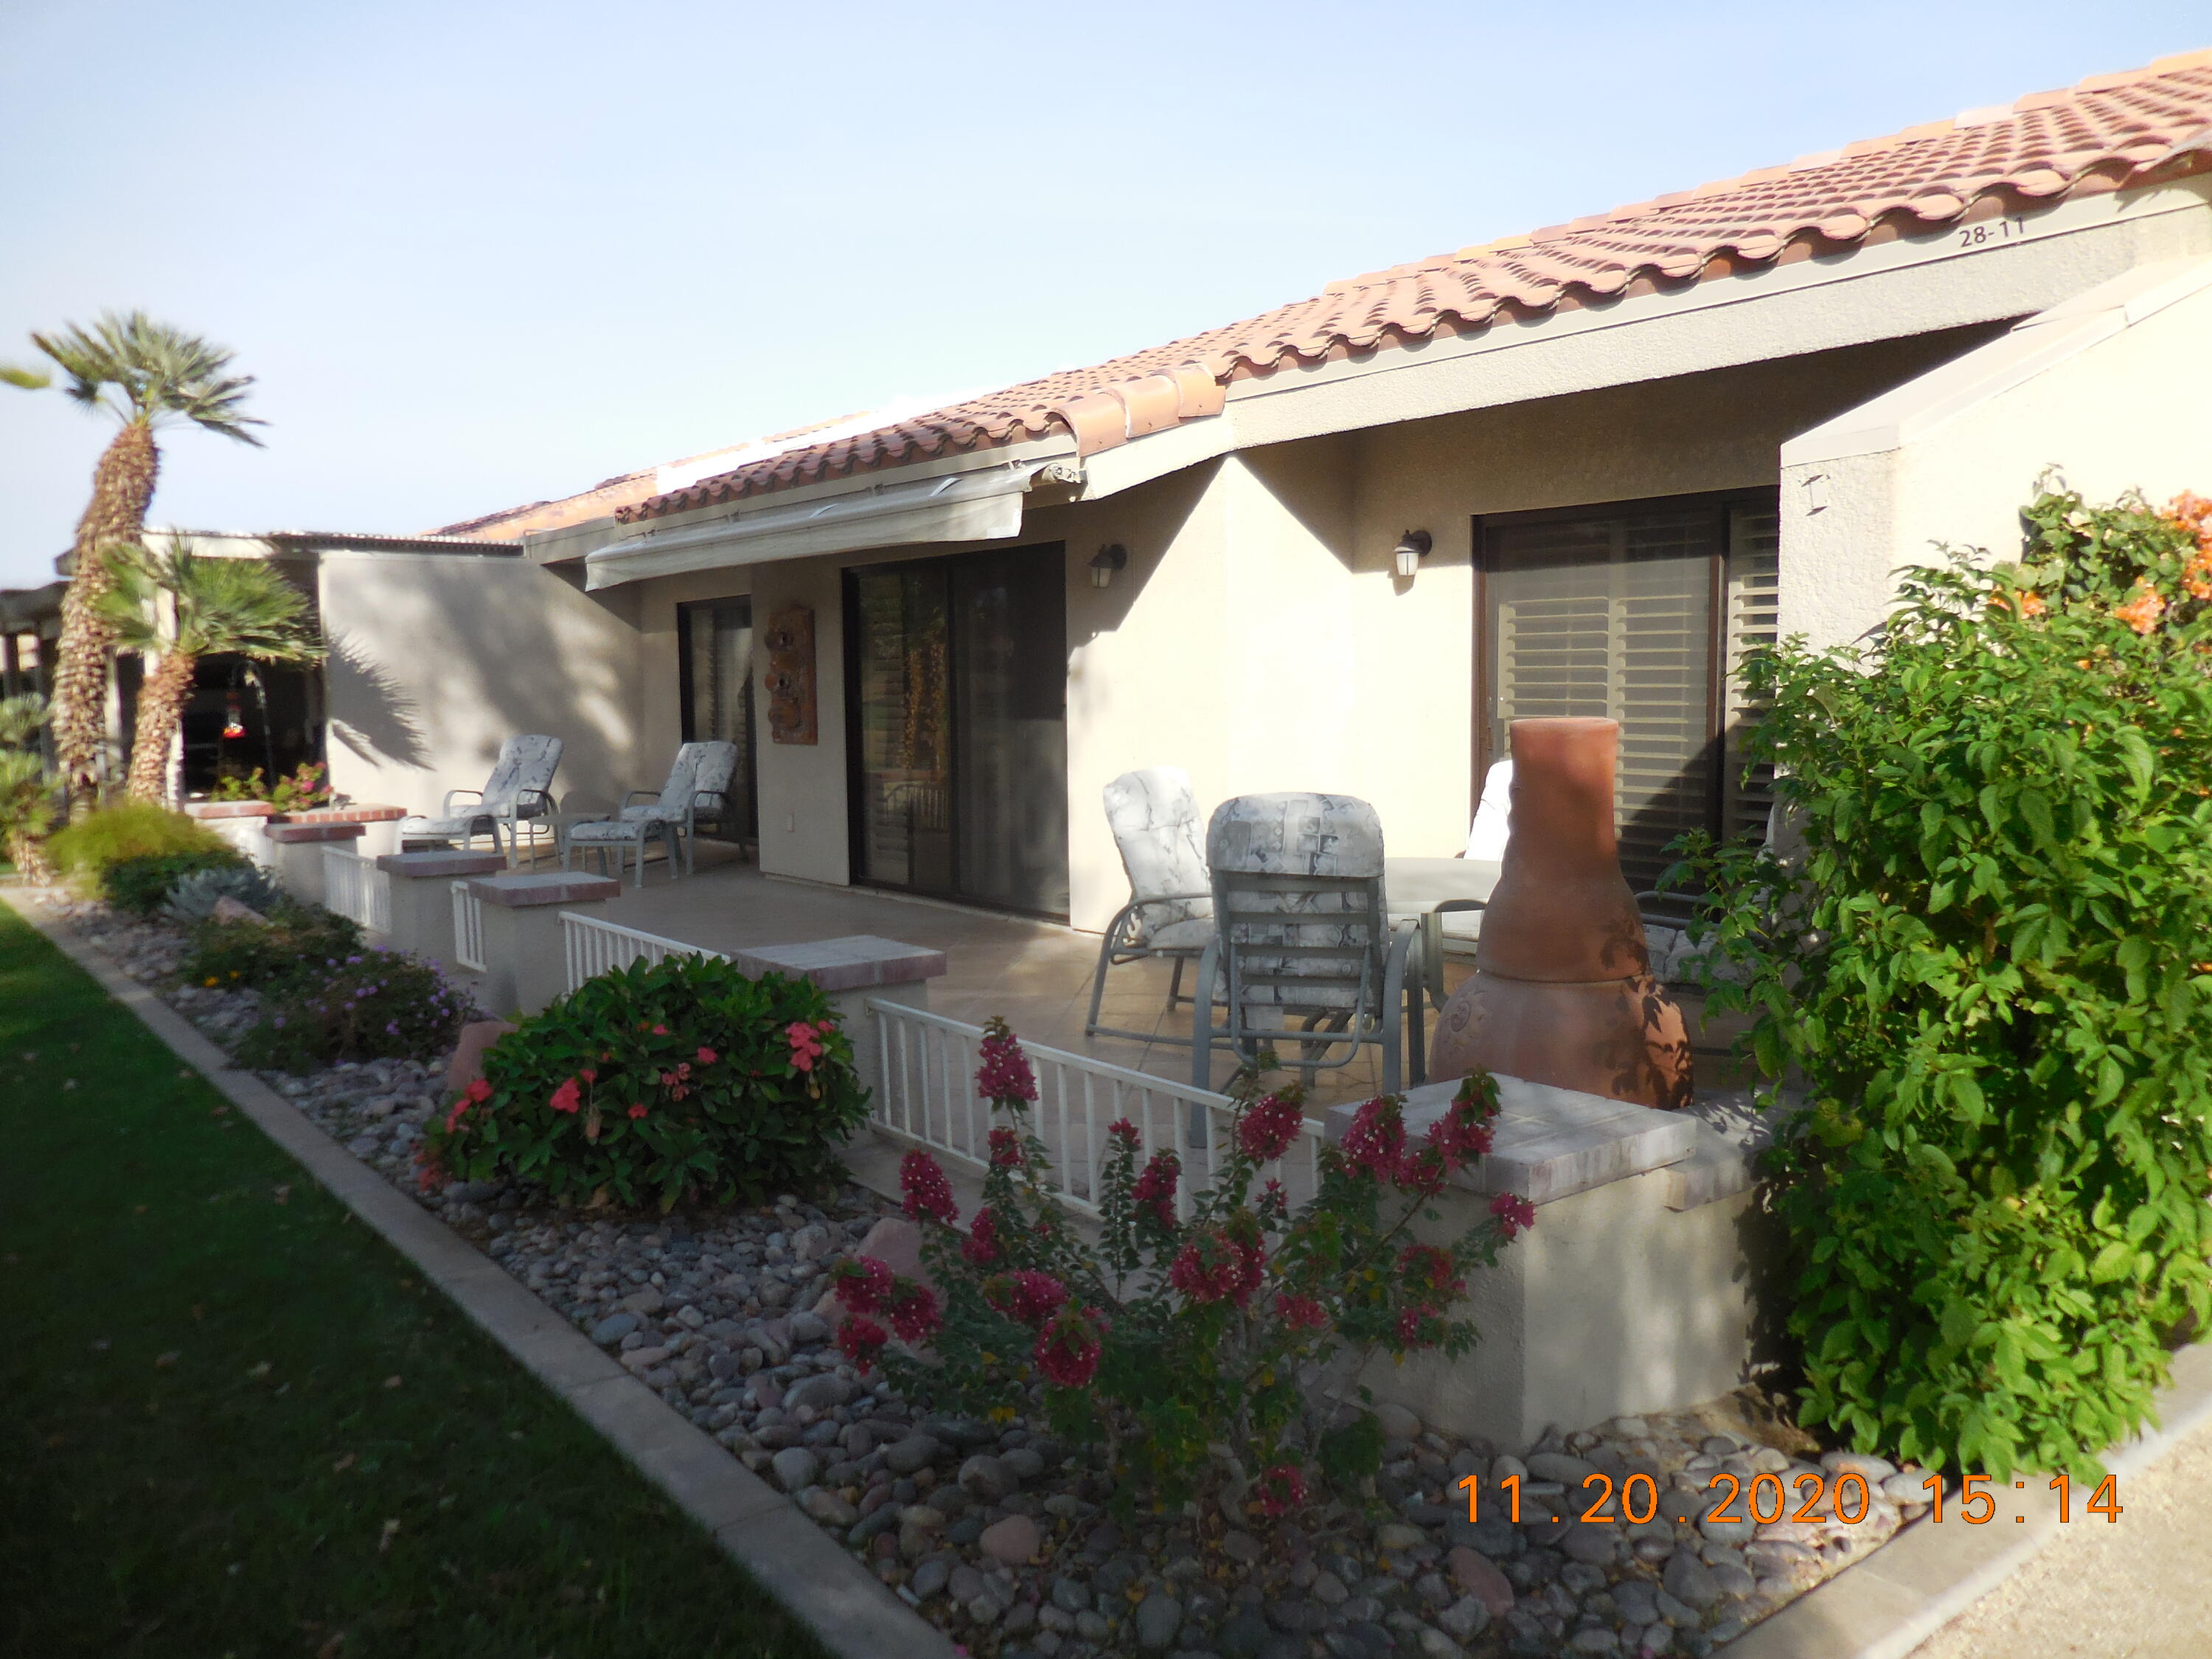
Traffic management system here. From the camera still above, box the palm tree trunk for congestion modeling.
[52,421,159,814]
[125,647,196,804]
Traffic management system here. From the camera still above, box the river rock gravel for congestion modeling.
[44,890,1945,1659]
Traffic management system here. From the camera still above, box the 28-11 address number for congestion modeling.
[1456,1469,2124,1527]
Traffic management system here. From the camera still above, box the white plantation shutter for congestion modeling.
[1484,494,1775,890]
[1722,503,1780,844]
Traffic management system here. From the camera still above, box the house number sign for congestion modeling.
[763,604,818,745]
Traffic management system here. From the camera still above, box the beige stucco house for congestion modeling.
[195,52,2212,929]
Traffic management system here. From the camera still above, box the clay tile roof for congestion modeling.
[621,51,2212,525]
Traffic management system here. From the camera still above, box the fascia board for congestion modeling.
[1076,177,2212,502]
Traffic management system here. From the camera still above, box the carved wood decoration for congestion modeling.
[762,604,818,745]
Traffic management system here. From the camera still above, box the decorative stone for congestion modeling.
[1376,1403,1422,1441]
[959,1455,1014,1503]
[1135,1592,1183,1650]
[980,1514,1041,1565]
[770,1447,821,1492]
[588,1312,639,1346]
[1526,1452,1599,1486]
[1439,1594,1492,1642]
[1221,1530,1263,1565]
[1445,1547,1514,1617]
[886,1434,942,1475]
[1663,1548,1720,1610]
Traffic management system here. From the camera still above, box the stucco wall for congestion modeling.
[317,550,643,818]
[1780,266,2212,652]
[748,554,851,886]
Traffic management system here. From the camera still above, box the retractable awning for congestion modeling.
[583,459,1079,590]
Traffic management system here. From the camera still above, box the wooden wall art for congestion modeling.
[762,604,818,745]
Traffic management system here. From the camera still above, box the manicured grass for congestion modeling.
[0,901,824,1659]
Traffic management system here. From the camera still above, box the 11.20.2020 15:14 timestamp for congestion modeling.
[1455,1469,2125,1528]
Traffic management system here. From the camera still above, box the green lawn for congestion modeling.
[0,900,824,1659]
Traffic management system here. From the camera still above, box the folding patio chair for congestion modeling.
[397,734,562,866]
[1085,767,1214,1047]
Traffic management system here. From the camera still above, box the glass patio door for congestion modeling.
[678,598,759,845]
[849,546,1068,917]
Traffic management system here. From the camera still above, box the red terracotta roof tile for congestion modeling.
[622,52,2212,525]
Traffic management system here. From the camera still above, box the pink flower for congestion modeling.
[962,1208,1002,1267]
[1397,1304,1441,1347]
[651,1023,669,1036]
[695,1046,717,1065]
[975,1016,1038,1105]
[1237,1093,1304,1164]
[987,1127,1025,1169]
[900,1150,958,1225]
[1489,1192,1536,1240]
[1257,1463,1307,1517]
[832,1255,895,1314]
[549,1077,582,1116]
[886,1280,941,1345]
[786,1020,825,1074]
[1273,1292,1328,1331]
[838,1315,889,1374]
[1397,1243,1466,1304]
[1340,1096,1408,1182]
[1169,1225,1264,1307]
[580,1068,597,1084]
[1034,1307,1102,1388]
[626,1102,648,1120]
[1006,1269,1069,1327]
[1130,1149,1180,1230]
[1106,1118,1139,1147]
[464,1077,493,1104]
[1258,1178,1290,1228]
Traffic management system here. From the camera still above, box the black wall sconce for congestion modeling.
[1090,543,1130,589]
[1393,529,1433,580]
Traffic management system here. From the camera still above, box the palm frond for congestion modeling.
[99,538,322,664]
[22,310,265,441]
[0,692,50,749]
[0,364,50,390]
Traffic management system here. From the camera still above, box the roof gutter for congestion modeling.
[585,459,1082,591]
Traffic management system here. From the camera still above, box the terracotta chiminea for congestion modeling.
[1427,716,1693,1110]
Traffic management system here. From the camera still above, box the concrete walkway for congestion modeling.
[1908,1416,2212,1658]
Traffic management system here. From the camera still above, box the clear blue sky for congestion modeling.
[1,1,2205,586]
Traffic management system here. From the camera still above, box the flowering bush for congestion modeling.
[236,947,470,1072]
[1674,485,2212,1481]
[181,906,365,995]
[842,1016,1527,1513]
[422,953,868,1211]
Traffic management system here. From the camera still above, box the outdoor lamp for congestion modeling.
[1393,529,1433,580]
[1090,543,1129,589]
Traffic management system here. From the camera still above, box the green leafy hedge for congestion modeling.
[1680,487,2212,1480]
[425,954,869,1211]
[46,804,238,909]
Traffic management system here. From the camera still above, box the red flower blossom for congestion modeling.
[987,1127,1024,1169]
[1257,1462,1307,1517]
[651,1023,669,1035]
[627,1102,648,1119]
[1424,1091,1497,1172]
[1131,1148,1180,1229]
[1340,1096,1408,1181]
[1034,1307,1102,1388]
[832,1255,895,1314]
[464,1077,493,1104]
[1006,1269,1069,1326]
[886,1279,942,1345]
[1169,1225,1265,1307]
[962,1208,1002,1267]
[1106,1118,1139,1147]
[786,1020,825,1073]
[548,1077,582,1116]
[695,1046,717,1065]
[838,1315,889,1374]
[1396,1304,1441,1346]
[1237,1093,1305,1164]
[900,1150,958,1225]
[975,1016,1038,1105]
[1273,1292,1328,1331]
[1397,1243,1466,1304]
[1489,1192,1536,1240]
[579,1068,597,1084]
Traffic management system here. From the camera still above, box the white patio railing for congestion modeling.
[451,880,487,973]
[561,911,728,992]
[863,999,1326,1219]
[321,845,390,933]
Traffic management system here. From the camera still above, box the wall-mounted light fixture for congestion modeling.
[1090,543,1129,589]
[1393,529,1433,580]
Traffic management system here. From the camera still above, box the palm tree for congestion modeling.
[2,313,265,812]
[97,541,322,804]
[0,692,55,878]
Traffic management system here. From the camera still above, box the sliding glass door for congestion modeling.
[678,598,759,846]
[1479,493,1777,890]
[847,546,1068,917]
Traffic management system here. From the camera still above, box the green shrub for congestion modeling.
[1679,486,2212,1481]
[425,953,869,1211]
[237,947,470,1074]
[47,803,231,891]
[101,849,245,916]
[183,908,366,995]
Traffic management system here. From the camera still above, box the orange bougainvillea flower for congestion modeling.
[2115,582,2168,636]
[2017,590,2047,618]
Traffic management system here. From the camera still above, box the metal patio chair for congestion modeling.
[397,734,562,866]
[1191,792,1423,1098]
[560,740,738,886]
[1085,767,1214,1047]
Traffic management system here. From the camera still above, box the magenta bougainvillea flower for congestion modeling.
[838,1315,888,1374]
[886,1279,942,1345]
[1236,1093,1304,1164]
[832,1254,895,1315]
[1034,1307,1102,1388]
[1006,1269,1069,1326]
[1131,1149,1180,1229]
[900,1150,958,1224]
[975,1016,1038,1105]
[1273,1291,1328,1330]
[1489,1192,1536,1240]
[1340,1096,1408,1181]
[987,1127,1024,1169]
[1257,1462,1307,1517]
[962,1207,1001,1267]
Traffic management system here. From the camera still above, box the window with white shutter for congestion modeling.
[1479,491,1776,891]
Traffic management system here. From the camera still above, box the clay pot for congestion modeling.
[1428,717,1693,1110]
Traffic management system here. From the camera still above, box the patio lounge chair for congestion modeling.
[560,740,738,887]
[1380,758,1513,1009]
[1084,767,1214,1047]
[1192,792,1423,1097]
[397,734,562,866]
